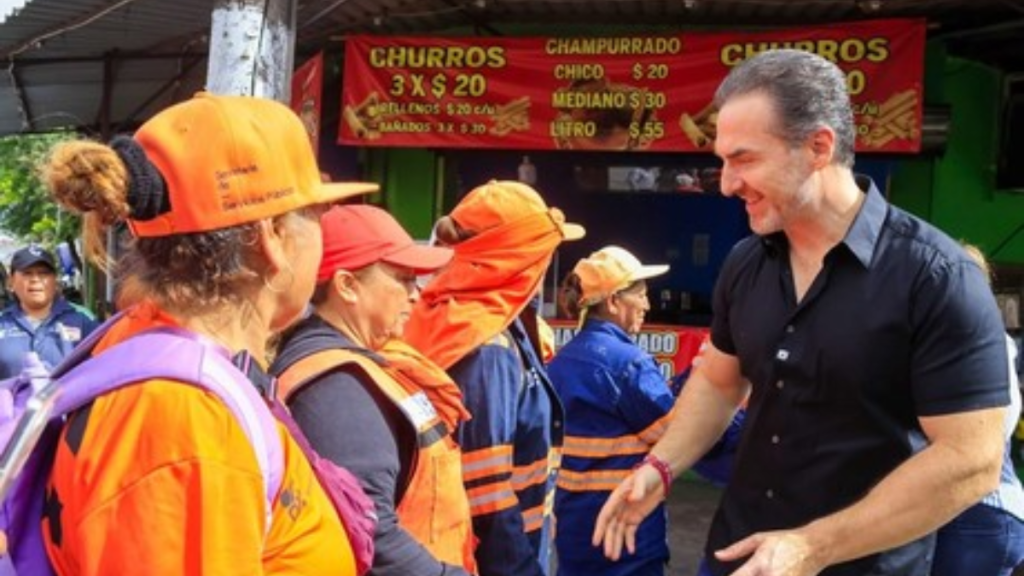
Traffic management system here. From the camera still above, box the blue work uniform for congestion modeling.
[547,318,674,576]
[451,316,564,576]
[0,298,99,379]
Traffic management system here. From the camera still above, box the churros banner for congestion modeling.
[291,51,324,156]
[340,19,925,153]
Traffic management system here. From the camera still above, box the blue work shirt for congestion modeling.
[0,298,99,379]
[450,315,563,576]
[547,318,674,575]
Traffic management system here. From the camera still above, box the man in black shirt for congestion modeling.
[593,49,1009,576]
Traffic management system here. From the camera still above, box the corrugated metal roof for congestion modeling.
[0,0,1021,136]
[1,0,212,59]
[0,0,212,134]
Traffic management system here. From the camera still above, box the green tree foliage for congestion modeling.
[0,132,79,245]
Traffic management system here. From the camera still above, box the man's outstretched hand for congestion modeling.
[591,464,665,560]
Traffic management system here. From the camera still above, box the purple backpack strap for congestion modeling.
[267,399,377,576]
[3,328,283,576]
[57,330,284,513]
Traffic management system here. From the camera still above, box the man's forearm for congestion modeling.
[651,372,746,479]
[799,408,1005,567]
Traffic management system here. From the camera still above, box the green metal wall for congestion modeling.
[365,147,439,240]
[891,43,1024,265]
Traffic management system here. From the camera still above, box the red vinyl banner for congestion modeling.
[340,19,925,153]
[291,51,325,156]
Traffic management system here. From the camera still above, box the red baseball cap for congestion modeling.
[317,205,453,282]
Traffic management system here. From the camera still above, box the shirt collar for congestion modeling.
[14,296,70,323]
[760,174,886,268]
[582,317,634,343]
[842,175,887,268]
[761,232,787,257]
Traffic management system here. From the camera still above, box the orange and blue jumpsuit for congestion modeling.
[547,318,673,576]
[548,319,744,576]
[451,315,563,576]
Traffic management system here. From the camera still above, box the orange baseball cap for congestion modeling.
[317,205,453,282]
[450,180,585,241]
[129,92,378,237]
[575,245,669,306]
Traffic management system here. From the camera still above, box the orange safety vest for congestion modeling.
[276,349,477,574]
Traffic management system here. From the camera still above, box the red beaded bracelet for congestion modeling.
[635,453,673,498]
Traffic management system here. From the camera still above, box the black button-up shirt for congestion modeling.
[705,177,1009,575]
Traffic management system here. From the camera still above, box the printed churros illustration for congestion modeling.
[861,89,919,148]
[490,96,531,136]
[343,92,383,140]
[678,103,717,149]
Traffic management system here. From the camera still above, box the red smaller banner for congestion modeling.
[548,320,709,379]
[291,52,324,157]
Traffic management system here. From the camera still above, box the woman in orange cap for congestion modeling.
[33,93,378,575]
[403,180,584,576]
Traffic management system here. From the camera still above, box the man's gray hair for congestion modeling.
[714,49,856,168]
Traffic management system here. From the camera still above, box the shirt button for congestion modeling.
[553,420,562,429]
[785,324,795,333]
[771,435,780,444]
[776,380,785,390]
[766,489,775,499]
[776,349,790,361]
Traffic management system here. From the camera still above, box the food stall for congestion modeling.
[328,20,927,373]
